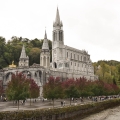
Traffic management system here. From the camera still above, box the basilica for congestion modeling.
[0,8,96,96]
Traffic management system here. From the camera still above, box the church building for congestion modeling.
[0,8,96,97]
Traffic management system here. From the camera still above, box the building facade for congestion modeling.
[0,8,96,96]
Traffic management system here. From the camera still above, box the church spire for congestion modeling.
[55,7,60,24]
[42,30,49,50]
[44,29,47,39]
[20,44,27,58]
[53,7,63,27]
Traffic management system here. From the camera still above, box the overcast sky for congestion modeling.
[0,0,120,62]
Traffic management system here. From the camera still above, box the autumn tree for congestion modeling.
[28,79,40,105]
[6,72,29,110]
[62,78,79,105]
[43,76,63,107]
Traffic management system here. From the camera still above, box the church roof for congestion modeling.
[20,44,28,58]
[42,30,49,50]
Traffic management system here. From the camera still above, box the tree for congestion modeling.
[43,76,63,107]
[6,72,29,110]
[28,47,40,65]
[28,79,40,105]
[62,79,79,105]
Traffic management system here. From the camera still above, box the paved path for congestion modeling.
[0,98,92,111]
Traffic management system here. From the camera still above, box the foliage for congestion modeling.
[6,72,29,101]
[28,79,40,98]
[93,60,120,87]
[6,72,39,109]
[43,76,63,107]
[0,36,52,68]
[43,76,120,103]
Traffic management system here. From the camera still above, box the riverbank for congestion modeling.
[82,105,120,120]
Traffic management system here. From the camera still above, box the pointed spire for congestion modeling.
[20,44,27,58]
[53,7,63,27]
[44,29,47,39]
[55,7,60,24]
[42,30,49,50]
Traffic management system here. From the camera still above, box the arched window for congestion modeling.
[71,53,72,59]
[54,62,57,68]
[53,32,55,41]
[67,52,68,58]
[84,57,86,62]
[55,32,57,40]
[43,56,46,66]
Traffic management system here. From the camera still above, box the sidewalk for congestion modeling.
[0,98,92,111]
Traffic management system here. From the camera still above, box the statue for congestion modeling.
[9,60,16,68]
[12,61,14,65]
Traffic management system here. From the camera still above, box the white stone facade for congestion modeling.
[51,8,94,80]
[0,7,96,97]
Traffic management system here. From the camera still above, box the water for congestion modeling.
[82,106,120,120]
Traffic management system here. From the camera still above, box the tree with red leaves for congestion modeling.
[62,78,79,105]
[43,76,63,107]
[6,72,30,110]
[28,79,40,105]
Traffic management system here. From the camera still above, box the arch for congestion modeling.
[35,70,42,83]
[35,70,42,78]
[5,72,14,82]
[84,57,86,62]
[21,70,32,78]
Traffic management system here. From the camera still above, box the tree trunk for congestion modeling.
[70,97,71,105]
[18,100,19,110]
[30,97,31,106]
[53,99,54,108]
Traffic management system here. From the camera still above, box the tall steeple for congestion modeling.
[52,7,64,69]
[42,30,49,50]
[53,7,63,27]
[55,7,60,24]
[19,44,29,67]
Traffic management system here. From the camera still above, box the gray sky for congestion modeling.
[0,0,120,62]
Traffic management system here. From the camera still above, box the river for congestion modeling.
[82,105,120,120]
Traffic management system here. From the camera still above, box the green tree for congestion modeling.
[28,47,40,65]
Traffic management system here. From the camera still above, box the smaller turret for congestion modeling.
[40,30,50,68]
[42,30,49,51]
[19,44,29,67]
